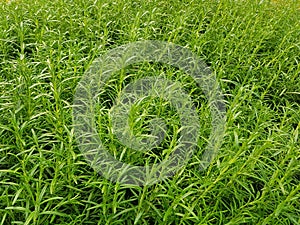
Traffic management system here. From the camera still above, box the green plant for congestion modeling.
[0,0,299,224]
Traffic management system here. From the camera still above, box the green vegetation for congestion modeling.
[0,0,299,224]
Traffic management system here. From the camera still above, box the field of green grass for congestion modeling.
[0,0,299,224]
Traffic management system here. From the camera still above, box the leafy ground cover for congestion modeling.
[0,0,299,224]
